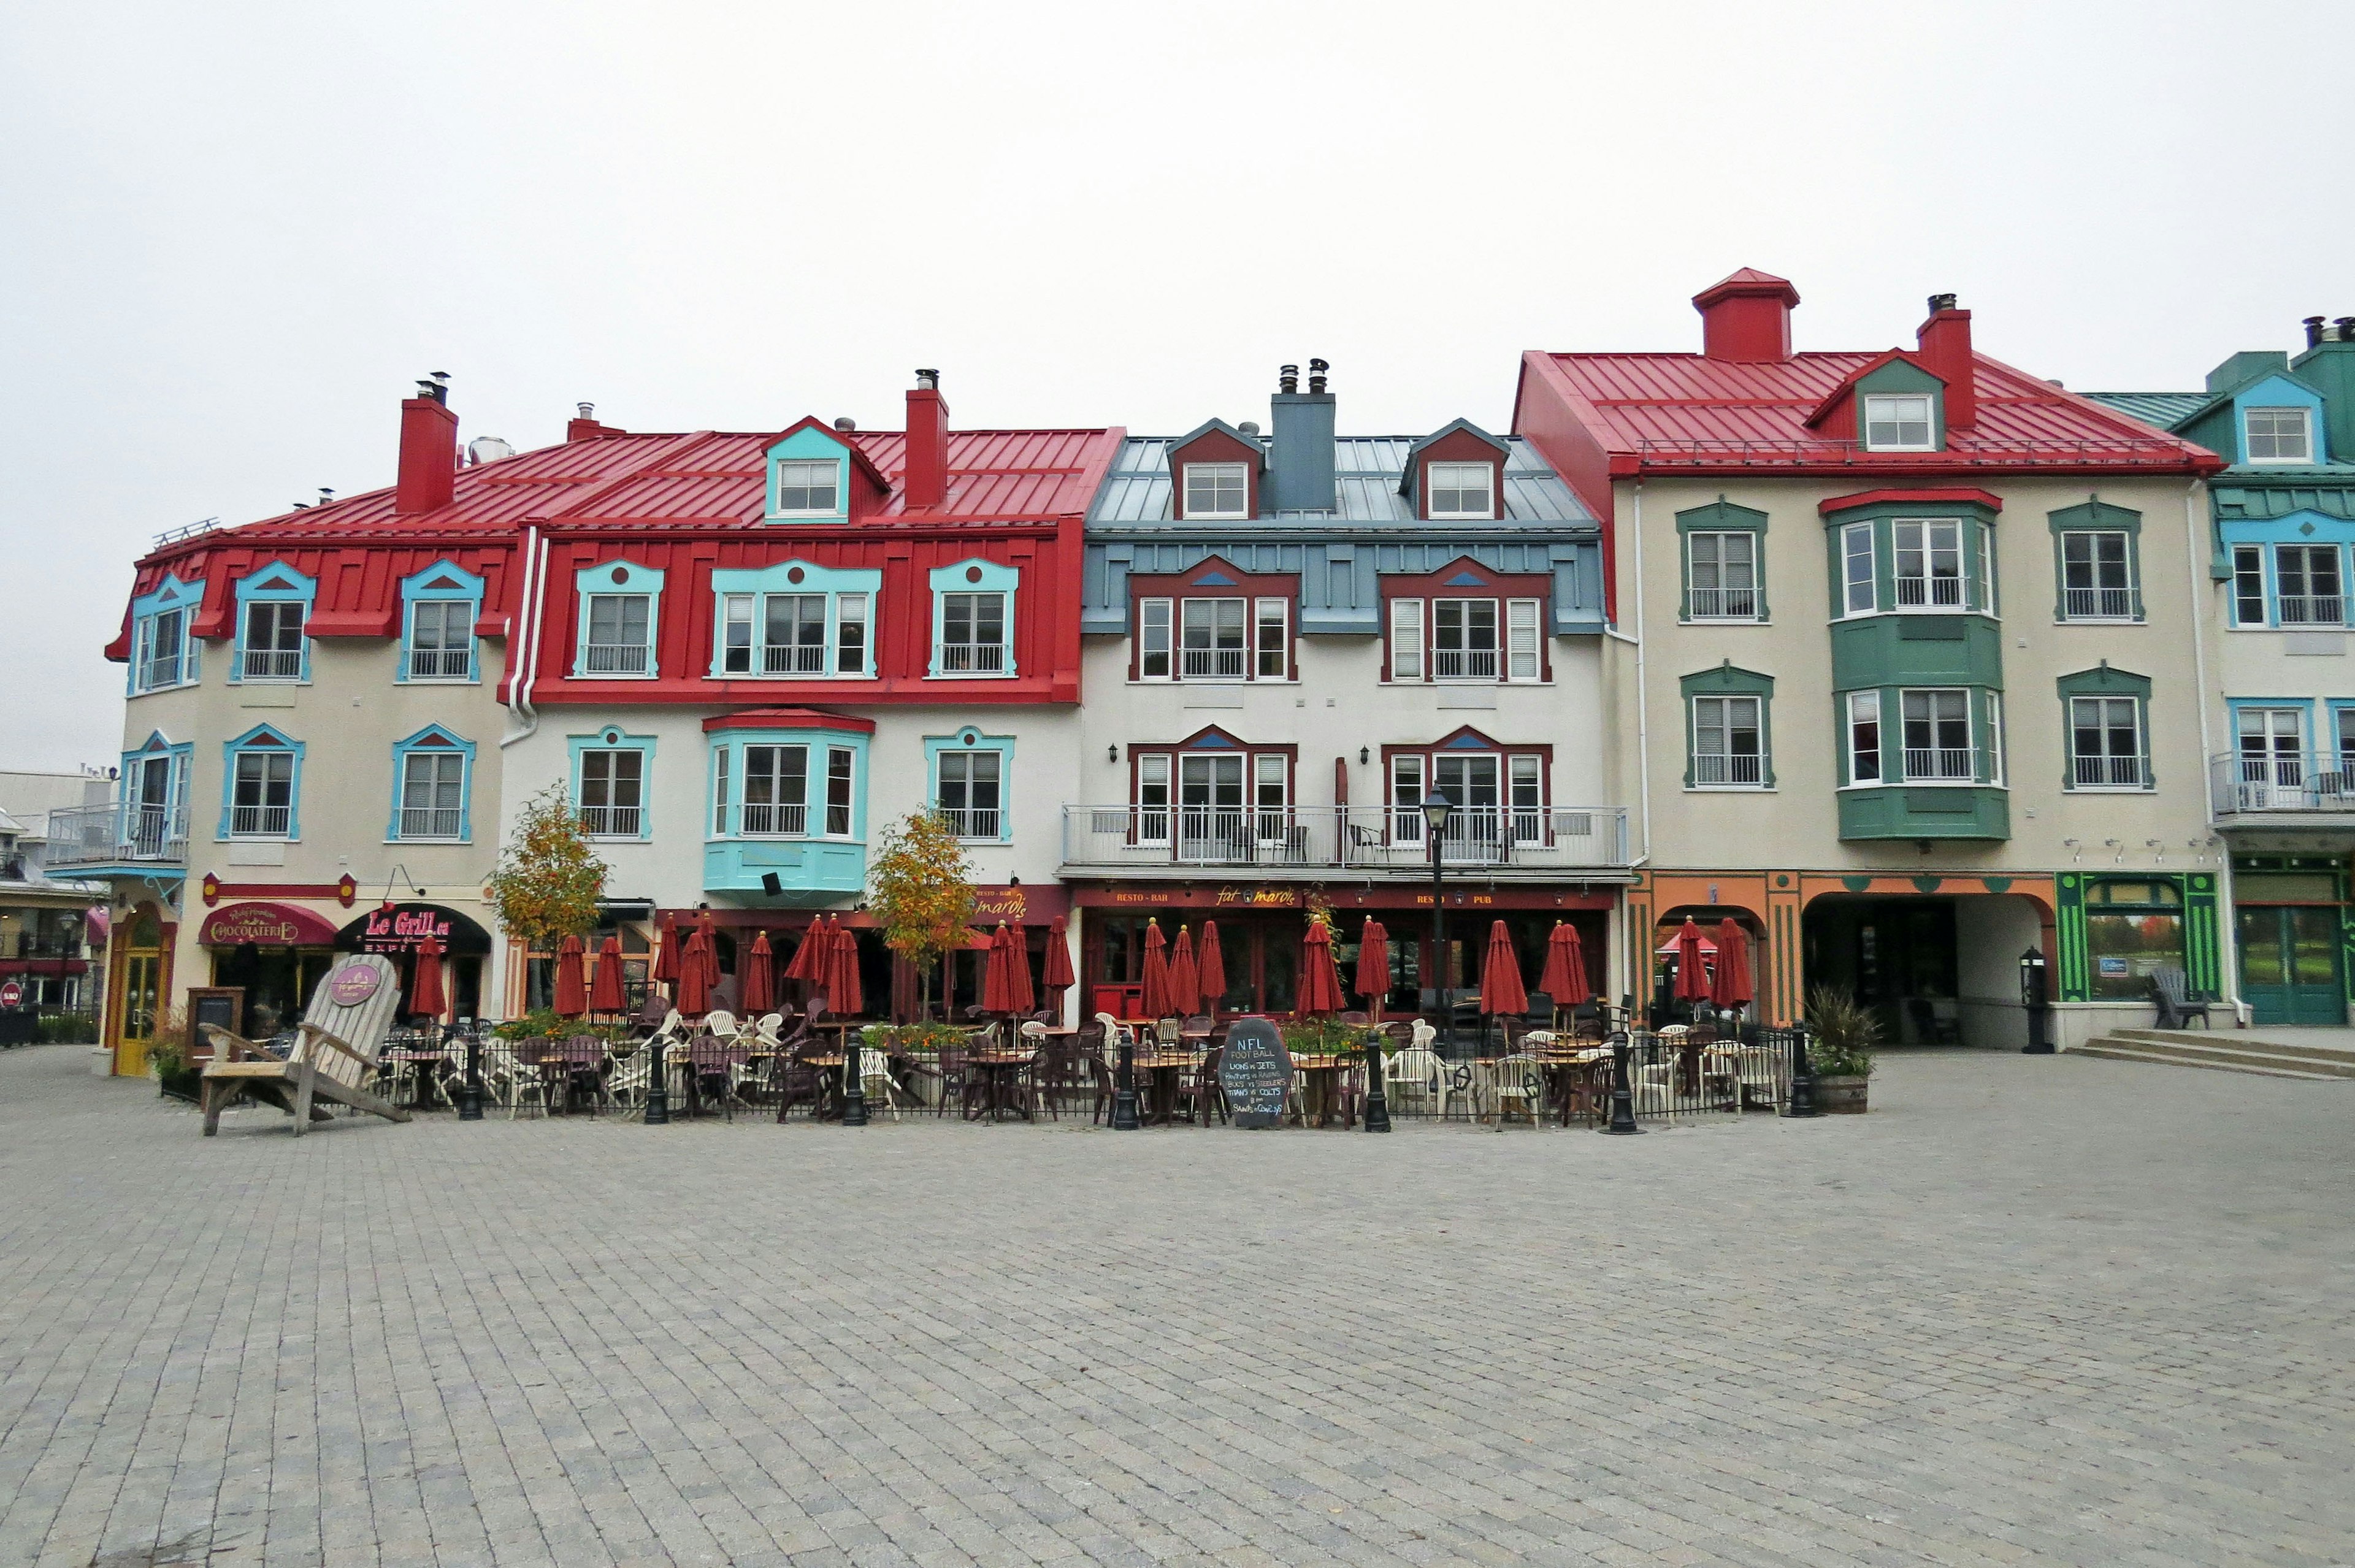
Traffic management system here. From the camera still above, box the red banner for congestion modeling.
[197,901,343,948]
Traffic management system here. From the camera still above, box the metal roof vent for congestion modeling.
[1237,421,1261,437]
[833,416,856,432]
[467,437,514,465]
[577,402,595,418]
[914,368,939,391]
[1308,358,1329,394]
[1927,293,1958,314]
[2337,317,2355,343]
[1278,364,1299,394]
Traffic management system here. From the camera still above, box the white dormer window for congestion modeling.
[2246,407,2312,464]
[1863,394,1934,451]
[1184,462,1249,520]
[1426,462,1495,520]
[775,459,840,513]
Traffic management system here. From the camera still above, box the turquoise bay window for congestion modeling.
[569,728,656,841]
[129,573,204,695]
[573,560,664,677]
[232,562,315,683]
[926,727,1015,842]
[709,560,880,679]
[399,559,484,682]
[929,559,1019,676]
[219,724,305,840]
[705,714,872,903]
[388,725,475,841]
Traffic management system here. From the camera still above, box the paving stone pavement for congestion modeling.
[1,1042,2349,1568]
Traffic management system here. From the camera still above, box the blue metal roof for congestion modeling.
[1092,434,1598,526]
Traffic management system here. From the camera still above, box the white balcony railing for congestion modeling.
[46,803,188,867]
[1903,748,1977,781]
[581,642,649,675]
[763,643,826,675]
[1687,587,1758,619]
[939,806,1001,838]
[408,647,471,679]
[1179,646,1246,679]
[399,806,463,840]
[1062,805,1630,871]
[741,801,810,836]
[2072,755,2145,788]
[1691,754,1763,786]
[1433,646,1499,679]
[230,804,292,837]
[936,643,1006,674]
[2213,751,2355,814]
[577,804,642,838]
[242,649,302,679]
[2278,595,2345,626]
[1894,575,1964,608]
[2064,586,2134,619]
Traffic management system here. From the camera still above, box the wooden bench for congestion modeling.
[198,952,412,1136]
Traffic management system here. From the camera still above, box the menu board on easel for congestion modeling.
[186,987,243,1060]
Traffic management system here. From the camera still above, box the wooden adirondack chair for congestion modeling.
[197,952,412,1136]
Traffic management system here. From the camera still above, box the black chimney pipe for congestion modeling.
[1278,364,1299,395]
[2306,316,2327,349]
[1928,293,1957,314]
[2337,317,2355,345]
[1307,358,1328,395]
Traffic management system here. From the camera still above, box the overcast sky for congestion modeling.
[4,0,2350,771]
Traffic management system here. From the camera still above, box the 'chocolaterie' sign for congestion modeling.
[335,903,492,957]
[197,901,342,948]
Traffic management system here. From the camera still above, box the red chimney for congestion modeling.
[395,378,459,514]
[1915,296,1976,427]
[1693,269,1799,362]
[567,400,622,443]
[904,369,948,509]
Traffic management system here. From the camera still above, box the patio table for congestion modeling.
[1289,1054,1350,1128]
[964,1051,1036,1122]
[383,1050,446,1111]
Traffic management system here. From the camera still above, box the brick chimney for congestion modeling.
[1915,294,1977,428]
[1693,269,1799,362]
[566,401,622,442]
[904,369,948,508]
[395,376,459,514]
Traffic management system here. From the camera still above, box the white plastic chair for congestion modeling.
[1489,1052,1545,1126]
[606,1042,654,1109]
[856,1046,911,1119]
[1384,1045,1455,1119]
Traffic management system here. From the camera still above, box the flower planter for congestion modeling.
[1814,1074,1868,1114]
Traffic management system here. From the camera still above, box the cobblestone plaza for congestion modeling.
[2,1046,2348,1568]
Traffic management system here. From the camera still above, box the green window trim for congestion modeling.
[1679,661,1775,789]
[2055,662,2154,792]
[1850,359,1948,453]
[1674,498,1769,622]
[1822,499,2000,619]
[2048,499,2145,623]
[2053,870,2219,1002]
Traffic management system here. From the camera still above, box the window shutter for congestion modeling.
[1390,599,1424,680]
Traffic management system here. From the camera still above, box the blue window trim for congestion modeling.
[2226,695,2317,745]
[708,559,883,679]
[386,724,477,843]
[706,724,870,844]
[229,561,316,684]
[764,427,853,521]
[927,557,1019,678]
[567,727,659,843]
[397,559,484,684]
[923,726,1016,843]
[218,723,307,841]
[128,573,205,695]
[2219,514,2355,629]
[118,730,194,837]
[572,560,665,679]
[2326,699,2355,757]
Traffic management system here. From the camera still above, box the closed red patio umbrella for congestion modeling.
[784,917,825,985]
[1672,917,1714,1005]
[1195,922,1226,1011]
[1041,916,1076,1012]
[1477,920,1528,1019]
[1353,919,1390,1025]
[1539,922,1591,1009]
[741,931,776,1015]
[553,932,589,1019]
[589,934,626,1017]
[1169,927,1200,1017]
[1709,917,1752,1012]
[1140,920,1173,1019]
[410,932,448,1022]
[653,919,681,992]
[1298,919,1347,1017]
[697,910,722,989]
[675,929,712,1017]
[981,922,1021,1015]
[1005,921,1035,1015]
[827,920,864,1017]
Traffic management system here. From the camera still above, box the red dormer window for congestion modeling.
[1402,420,1508,522]
[1425,462,1495,520]
[1166,421,1264,521]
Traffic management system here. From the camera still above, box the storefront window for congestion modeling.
[2083,880,2184,1000]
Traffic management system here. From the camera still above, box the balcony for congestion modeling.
[44,803,188,870]
[2212,752,2355,819]
[1687,586,1758,620]
[1060,806,1631,876]
[581,642,649,675]
[241,648,303,680]
[2277,595,2345,627]
[576,803,643,838]
[408,646,471,679]
[2063,586,2134,620]
[936,643,1006,675]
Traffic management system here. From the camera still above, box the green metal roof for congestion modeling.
[2083,391,2206,429]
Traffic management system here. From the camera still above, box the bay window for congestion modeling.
[716,590,870,676]
[1901,689,1973,780]
[1841,522,1876,615]
[1893,519,1964,608]
[1847,691,1882,784]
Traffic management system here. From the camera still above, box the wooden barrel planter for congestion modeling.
[1814,1074,1869,1114]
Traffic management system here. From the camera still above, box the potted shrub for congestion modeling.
[1802,985,1877,1114]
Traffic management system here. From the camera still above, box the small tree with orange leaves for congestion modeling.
[867,809,976,1021]
[486,783,608,959]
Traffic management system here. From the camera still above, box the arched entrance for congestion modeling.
[1800,886,2051,1049]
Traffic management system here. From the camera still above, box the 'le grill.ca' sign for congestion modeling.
[354,905,453,954]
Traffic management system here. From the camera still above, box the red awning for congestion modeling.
[197,901,343,948]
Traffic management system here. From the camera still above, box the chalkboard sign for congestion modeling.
[1218,1017,1292,1130]
[186,987,243,1061]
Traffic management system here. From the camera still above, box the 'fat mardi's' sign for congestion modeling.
[1217,1017,1292,1130]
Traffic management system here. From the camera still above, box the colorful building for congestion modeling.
[1514,272,2225,1047]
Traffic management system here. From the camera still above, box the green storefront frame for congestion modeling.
[2052,870,2220,1004]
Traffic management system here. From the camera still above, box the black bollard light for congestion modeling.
[842,1036,868,1126]
[1603,1031,1642,1135]
[1112,1030,1139,1131]
[1361,1031,1391,1133]
[2018,947,2055,1055]
[643,1037,670,1125]
[1784,1022,1818,1118]
[458,1026,483,1121]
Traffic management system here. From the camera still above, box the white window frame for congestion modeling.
[2274,543,2345,627]
[1847,691,1882,785]
[740,744,813,837]
[936,590,1009,675]
[1687,531,1760,621]
[2245,406,2313,465]
[1179,597,1248,681]
[1183,462,1249,521]
[1139,598,1173,680]
[1506,598,1542,681]
[1389,753,1426,842]
[581,592,655,676]
[1893,519,1965,610]
[1507,753,1544,842]
[1431,598,1500,682]
[406,599,475,681]
[1252,752,1288,845]
[936,748,1006,841]
[1135,752,1173,845]
[577,748,646,839]
[396,750,466,841]
[1863,393,1935,451]
[773,458,841,515]
[716,591,874,678]
[1899,688,1975,782]
[133,608,193,694]
[1841,522,1876,616]
[2060,530,2135,621]
[228,748,296,839]
[1426,461,1495,521]
[1691,695,1765,789]
[1986,691,2005,787]
[1254,598,1289,680]
[2231,545,2267,627]
[2069,695,2144,790]
[239,600,307,683]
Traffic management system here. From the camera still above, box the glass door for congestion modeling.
[1434,754,1500,862]
[2235,708,2306,807]
[2235,905,2345,1027]
[1177,755,1244,862]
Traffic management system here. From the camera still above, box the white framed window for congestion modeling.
[1691,696,1764,787]
[133,608,190,694]
[2245,407,2313,464]
[741,745,810,836]
[1252,753,1287,844]
[1847,691,1882,784]
[937,750,1003,839]
[577,749,644,838]
[1433,599,1499,680]
[407,600,473,679]
[230,748,295,837]
[2232,545,2267,627]
[1506,599,1541,680]
[774,459,840,513]
[397,751,465,839]
[2061,531,2134,620]
[1255,599,1289,679]
[1180,597,1247,679]
[1893,519,1964,608]
[2236,706,2306,797]
[711,746,730,835]
[825,746,855,836]
[938,591,1008,673]
[1979,528,1997,616]
[1508,754,1543,841]
[1139,598,1172,679]
[835,592,868,674]
[1136,753,1172,844]
[1985,691,2005,786]
[1389,598,1425,681]
[583,593,653,675]
[1183,462,1249,520]
[2070,696,2143,788]
[765,594,829,674]
[721,594,757,675]
[1389,753,1426,841]
[1842,522,1876,615]
[1863,394,1934,451]
[1687,532,1758,619]
[240,601,305,681]
[1426,461,1494,520]
[1901,689,1974,780]
[2275,545,2343,625]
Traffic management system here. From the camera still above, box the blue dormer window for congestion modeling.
[234,562,315,683]
[129,573,204,695]
[399,560,484,683]
[2246,407,2313,464]
[775,461,838,513]
[763,423,857,521]
[710,560,879,679]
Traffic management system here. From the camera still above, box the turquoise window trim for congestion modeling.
[2219,513,2355,629]
[927,558,1020,678]
[1674,499,1769,622]
[2047,500,2145,623]
[218,723,307,841]
[229,561,317,685]
[386,725,477,843]
[2324,699,2355,757]
[764,426,854,521]
[707,560,883,679]
[706,725,871,844]
[117,732,194,838]
[923,726,1017,843]
[2225,695,2316,748]
[2058,664,2156,792]
[1678,662,1775,789]
[1822,500,2000,619]
[567,727,659,843]
[572,560,665,679]
[2233,373,2330,465]
[397,559,484,684]
[128,573,205,695]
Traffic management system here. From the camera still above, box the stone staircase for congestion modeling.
[2072,1028,2355,1080]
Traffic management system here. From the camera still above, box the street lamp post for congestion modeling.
[1422,792,1457,1080]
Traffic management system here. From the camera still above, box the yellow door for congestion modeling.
[110,911,164,1076]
